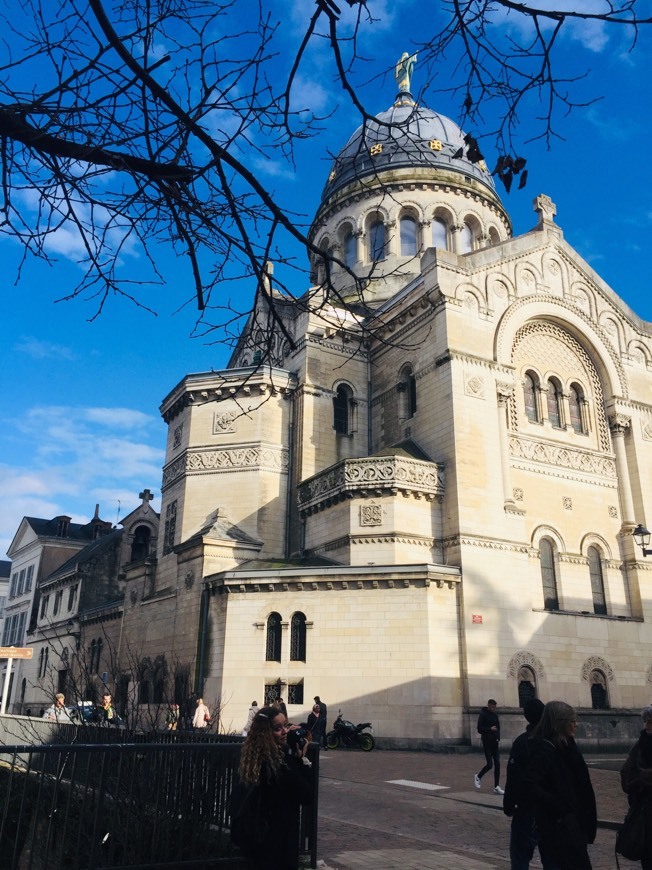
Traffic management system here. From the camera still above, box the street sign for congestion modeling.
[0,646,33,659]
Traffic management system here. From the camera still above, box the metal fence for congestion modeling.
[0,737,320,869]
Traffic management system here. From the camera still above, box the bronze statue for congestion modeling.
[395,52,417,94]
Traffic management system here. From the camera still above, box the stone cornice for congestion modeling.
[312,532,435,552]
[162,444,289,490]
[298,455,445,515]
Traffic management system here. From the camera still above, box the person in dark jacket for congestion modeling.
[475,698,504,794]
[314,695,328,750]
[620,704,652,869]
[237,705,313,869]
[524,701,596,870]
[503,698,558,869]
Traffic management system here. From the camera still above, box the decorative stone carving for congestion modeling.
[509,436,617,478]
[464,374,485,399]
[513,488,524,501]
[608,505,618,518]
[213,411,238,434]
[533,194,557,224]
[507,650,545,681]
[360,504,383,526]
[563,497,572,510]
[173,424,183,450]
[185,570,195,589]
[581,656,614,683]
[162,446,289,489]
[609,413,631,437]
[642,419,652,441]
[298,455,445,513]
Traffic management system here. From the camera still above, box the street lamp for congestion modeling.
[633,524,652,557]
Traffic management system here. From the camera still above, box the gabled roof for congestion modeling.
[374,438,432,462]
[195,508,262,546]
[7,514,112,557]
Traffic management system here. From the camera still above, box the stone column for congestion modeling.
[497,383,516,509]
[609,414,635,526]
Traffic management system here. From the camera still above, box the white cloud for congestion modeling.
[15,337,77,361]
[0,404,165,557]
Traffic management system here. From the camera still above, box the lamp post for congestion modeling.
[633,523,652,557]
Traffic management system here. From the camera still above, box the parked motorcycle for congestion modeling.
[326,711,375,751]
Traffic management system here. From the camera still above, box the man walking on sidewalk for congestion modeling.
[474,698,504,795]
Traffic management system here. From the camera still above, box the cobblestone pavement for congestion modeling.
[314,749,637,870]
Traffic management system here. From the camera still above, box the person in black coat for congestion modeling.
[503,698,558,869]
[314,696,328,750]
[475,698,504,794]
[236,705,313,870]
[620,704,652,869]
[524,701,596,870]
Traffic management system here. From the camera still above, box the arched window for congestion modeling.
[569,383,587,434]
[432,218,448,250]
[517,666,537,707]
[488,227,500,245]
[588,545,607,615]
[333,384,353,435]
[400,215,418,256]
[290,612,307,662]
[459,223,474,254]
[523,372,540,423]
[399,365,417,419]
[266,612,282,662]
[369,221,386,262]
[546,378,563,428]
[540,538,560,611]
[344,231,357,268]
[590,669,609,709]
[130,525,151,562]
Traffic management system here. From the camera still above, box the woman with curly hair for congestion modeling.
[524,700,596,870]
[236,705,313,869]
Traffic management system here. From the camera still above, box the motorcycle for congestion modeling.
[326,711,375,751]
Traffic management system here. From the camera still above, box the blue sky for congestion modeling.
[1,0,651,557]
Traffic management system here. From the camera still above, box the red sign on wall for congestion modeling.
[471,614,483,624]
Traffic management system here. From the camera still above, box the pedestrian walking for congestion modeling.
[524,700,596,870]
[314,695,328,750]
[42,692,74,723]
[503,698,557,870]
[234,704,313,869]
[619,704,652,868]
[242,700,258,736]
[193,696,210,729]
[165,703,179,730]
[474,698,504,794]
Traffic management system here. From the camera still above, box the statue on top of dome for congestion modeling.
[395,52,417,94]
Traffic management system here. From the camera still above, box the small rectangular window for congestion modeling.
[53,590,63,616]
[40,595,50,619]
[17,569,25,596]
[67,585,78,611]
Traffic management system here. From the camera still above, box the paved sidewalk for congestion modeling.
[313,748,634,870]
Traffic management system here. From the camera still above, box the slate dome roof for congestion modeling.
[321,98,497,202]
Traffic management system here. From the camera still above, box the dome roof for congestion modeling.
[321,98,497,202]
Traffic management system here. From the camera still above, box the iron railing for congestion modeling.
[0,738,319,869]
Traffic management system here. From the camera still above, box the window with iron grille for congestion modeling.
[290,612,307,662]
[264,681,281,706]
[266,612,282,661]
[287,681,304,705]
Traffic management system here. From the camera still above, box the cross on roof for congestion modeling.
[139,488,154,506]
[533,194,557,225]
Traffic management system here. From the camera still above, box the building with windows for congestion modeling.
[115,67,652,746]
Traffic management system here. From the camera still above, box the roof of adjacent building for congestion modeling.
[0,560,11,579]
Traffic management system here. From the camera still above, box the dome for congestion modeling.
[321,98,497,202]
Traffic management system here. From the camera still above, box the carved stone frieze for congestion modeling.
[298,455,444,513]
[581,656,614,683]
[507,650,545,681]
[509,436,617,478]
[162,446,289,489]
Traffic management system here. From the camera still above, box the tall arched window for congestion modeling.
[290,612,307,662]
[569,383,587,434]
[588,545,607,615]
[399,365,417,419]
[400,215,418,256]
[523,372,540,423]
[344,231,357,268]
[546,378,563,428]
[432,218,448,250]
[590,669,609,709]
[540,538,560,611]
[459,223,474,254]
[369,221,386,262]
[266,612,282,662]
[333,384,352,435]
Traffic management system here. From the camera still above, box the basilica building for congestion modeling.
[122,65,652,746]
